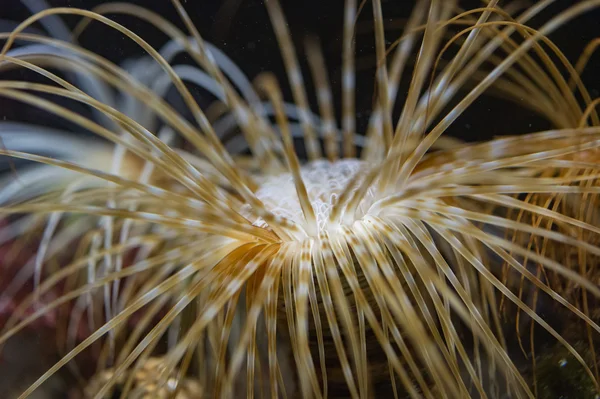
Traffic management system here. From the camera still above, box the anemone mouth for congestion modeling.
[246,159,374,234]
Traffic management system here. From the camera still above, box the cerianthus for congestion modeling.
[1,1,600,398]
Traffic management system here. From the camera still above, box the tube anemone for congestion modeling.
[1,0,600,398]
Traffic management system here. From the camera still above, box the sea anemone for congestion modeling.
[1,0,600,398]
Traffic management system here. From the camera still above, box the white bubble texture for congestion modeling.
[245,159,375,232]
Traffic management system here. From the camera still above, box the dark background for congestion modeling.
[1,0,599,144]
